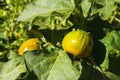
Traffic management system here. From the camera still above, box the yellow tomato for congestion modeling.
[18,38,39,55]
[62,29,93,58]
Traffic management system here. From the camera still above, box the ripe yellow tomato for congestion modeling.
[62,29,93,58]
[18,38,39,55]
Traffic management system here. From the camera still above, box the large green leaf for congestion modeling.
[91,0,116,20]
[98,0,115,20]
[24,44,80,80]
[17,0,75,30]
[0,51,27,80]
[81,0,91,17]
[100,30,120,70]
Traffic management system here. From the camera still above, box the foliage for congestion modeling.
[0,0,120,80]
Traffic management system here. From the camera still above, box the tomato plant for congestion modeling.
[0,0,120,80]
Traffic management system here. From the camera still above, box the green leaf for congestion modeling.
[95,0,106,6]
[24,45,80,80]
[104,71,120,80]
[98,1,115,20]
[17,0,75,30]
[91,0,116,20]
[101,30,120,57]
[81,0,91,17]
[100,30,120,70]
[0,51,28,80]
[0,32,5,39]
[100,49,109,70]
[115,0,120,3]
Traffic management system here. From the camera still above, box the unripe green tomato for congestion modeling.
[62,29,93,58]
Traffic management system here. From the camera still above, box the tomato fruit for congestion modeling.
[62,29,93,58]
[18,38,39,55]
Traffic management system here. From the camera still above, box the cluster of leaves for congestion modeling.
[0,0,120,80]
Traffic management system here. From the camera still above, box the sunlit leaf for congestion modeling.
[91,0,116,20]
[115,0,120,3]
[81,0,91,17]
[0,51,27,80]
[24,45,80,80]
[17,0,75,30]
[98,1,115,20]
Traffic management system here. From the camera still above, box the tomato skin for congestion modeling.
[18,38,39,55]
[62,29,93,58]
